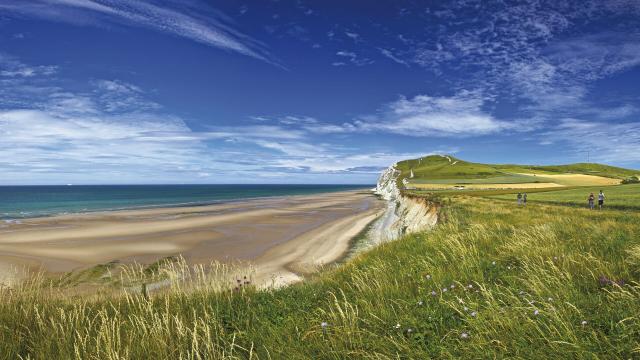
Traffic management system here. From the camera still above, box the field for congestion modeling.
[490,184,640,210]
[410,182,563,190]
[1,189,640,358]
[398,155,633,190]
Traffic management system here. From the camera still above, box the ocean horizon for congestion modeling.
[0,184,372,220]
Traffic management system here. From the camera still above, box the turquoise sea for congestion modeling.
[0,185,370,220]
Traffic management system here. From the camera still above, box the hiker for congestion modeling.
[598,190,605,210]
[523,193,527,206]
[517,192,522,206]
[588,193,595,210]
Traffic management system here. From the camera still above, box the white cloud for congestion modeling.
[335,50,373,66]
[301,92,518,137]
[378,48,409,66]
[544,119,640,164]
[362,93,511,136]
[0,53,57,77]
[0,0,273,64]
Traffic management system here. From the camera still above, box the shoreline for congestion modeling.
[0,185,372,221]
[0,190,384,288]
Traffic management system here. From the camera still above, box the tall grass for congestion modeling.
[1,196,639,359]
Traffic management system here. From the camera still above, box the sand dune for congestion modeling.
[0,191,383,287]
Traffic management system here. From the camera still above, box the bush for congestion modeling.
[621,176,640,184]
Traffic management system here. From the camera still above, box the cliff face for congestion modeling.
[369,164,438,244]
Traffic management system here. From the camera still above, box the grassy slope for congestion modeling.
[2,195,640,358]
[396,155,638,186]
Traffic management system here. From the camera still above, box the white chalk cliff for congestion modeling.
[368,163,438,245]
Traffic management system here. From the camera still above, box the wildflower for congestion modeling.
[507,266,512,270]
[431,290,437,296]
[548,297,553,302]
[417,301,424,306]
[519,290,524,295]
[553,256,558,261]
[460,332,469,339]
[395,323,401,329]
[425,274,431,280]
[533,309,539,316]
[450,284,455,289]
[442,288,448,293]
[407,328,413,334]
[492,261,496,266]
[470,311,477,317]
[463,306,469,311]
[468,284,473,289]
[581,320,588,326]
[321,322,328,328]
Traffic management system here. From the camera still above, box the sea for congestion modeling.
[0,184,371,220]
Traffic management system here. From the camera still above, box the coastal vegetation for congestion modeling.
[1,164,639,358]
[396,155,637,190]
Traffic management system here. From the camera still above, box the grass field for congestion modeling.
[1,190,640,358]
[490,184,640,210]
[410,182,563,190]
[397,155,636,191]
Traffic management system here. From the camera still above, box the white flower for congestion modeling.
[442,288,448,293]
[492,261,496,266]
[431,290,437,296]
[407,328,413,333]
[468,284,473,289]
[581,320,588,326]
[533,309,539,316]
[463,306,469,311]
[471,311,477,317]
[395,323,401,329]
[321,322,328,328]
[417,301,424,306]
[425,274,431,280]
[460,332,469,339]
[548,297,553,302]
[507,266,512,270]
[450,284,455,289]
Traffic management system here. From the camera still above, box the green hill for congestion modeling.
[396,155,638,188]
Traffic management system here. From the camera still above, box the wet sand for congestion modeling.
[0,190,383,287]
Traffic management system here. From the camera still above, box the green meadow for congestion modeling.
[490,184,640,210]
[2,185,640,359]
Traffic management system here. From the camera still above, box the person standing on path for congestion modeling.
[523,193,527,206]
[588,193,595,210]
[517,192,522,206]
[598,190,605,210]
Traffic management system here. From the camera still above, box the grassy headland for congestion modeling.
[1,185,639,358]
[396,155,638,190]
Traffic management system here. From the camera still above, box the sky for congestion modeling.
[0,0,639,185]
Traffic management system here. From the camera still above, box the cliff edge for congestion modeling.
[369,164,438,244]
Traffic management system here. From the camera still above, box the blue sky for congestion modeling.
[1,0,639,185]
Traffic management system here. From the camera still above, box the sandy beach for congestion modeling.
[0,190,383,287]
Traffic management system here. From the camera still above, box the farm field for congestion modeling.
[410,182,563,190]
